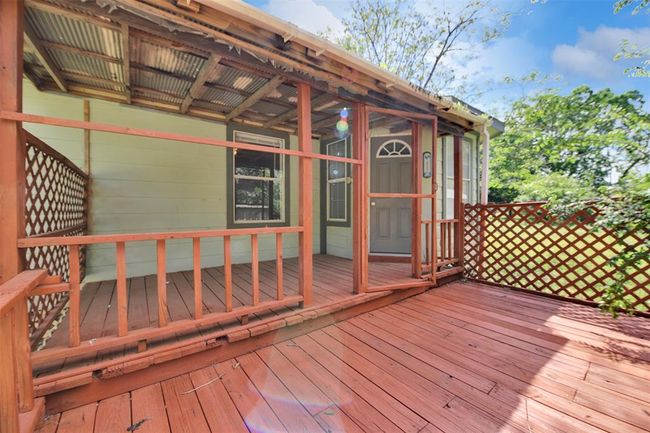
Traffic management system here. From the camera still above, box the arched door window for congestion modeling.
[376,139,412,158]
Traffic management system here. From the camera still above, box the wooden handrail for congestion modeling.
[18,226,303,247]
[1,111,362,165]
[0,270,48,315]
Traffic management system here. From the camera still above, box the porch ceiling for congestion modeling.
[21,0,475,137]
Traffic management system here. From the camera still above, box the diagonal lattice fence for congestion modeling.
[23,131,88,343]
[464,201,649,313]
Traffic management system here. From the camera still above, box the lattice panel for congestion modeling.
[464,202,650,313]
[23,132,88,339]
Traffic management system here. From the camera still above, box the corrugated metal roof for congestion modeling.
[65,74,124,92]
[48,49,123,82]
[200,86,246,108]
[132,68,190,97]
[212,65,266,93]
[135,39,204,78]
[133,88,183,105]
[26,7,121,58]
[249,100,289,117]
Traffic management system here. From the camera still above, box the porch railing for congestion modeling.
[464,201,650,314]
[19,226,303,366]
[23,131,89,346]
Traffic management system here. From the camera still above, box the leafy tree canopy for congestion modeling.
[490,86,650,201]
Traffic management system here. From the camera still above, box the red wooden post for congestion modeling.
[192,237,202,319]
[14,300,33,412]
[0,0,25,284]
[275,232,284,300]
[352,103,369,293]
[431,117,438,284]
[115,241,128,336]
[156,239,168,327]
[411,121,422,278]
[0,311,19,433]
[68,245,81,346]
[453,134,463,265]
[223,236,232,312]
[251,234,259,306]
[297,83,313,306]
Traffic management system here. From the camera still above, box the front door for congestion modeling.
[369,136,413,254]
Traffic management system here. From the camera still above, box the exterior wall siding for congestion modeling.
[23,80,320,282]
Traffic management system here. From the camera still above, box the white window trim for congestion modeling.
[326,139,348,223]
[232,130,286,224]
[376,139,412,158]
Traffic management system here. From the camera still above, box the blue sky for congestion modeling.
[244,0,650,116]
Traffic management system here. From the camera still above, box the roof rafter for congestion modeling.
[225,75,285,122]
[24,19,67,92]
[263,93,332,129]
[180,53,222,113]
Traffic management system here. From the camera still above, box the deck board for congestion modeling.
[36,281,650,433]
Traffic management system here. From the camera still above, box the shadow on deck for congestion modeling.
[35,281,650,433]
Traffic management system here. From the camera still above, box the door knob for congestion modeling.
[370,201,376,206]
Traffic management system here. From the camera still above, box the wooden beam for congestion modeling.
[263,93,332,128]
[23,19,67,92]
[430,117,438,284]
[411,121,422,278]
[180,53,222,113]
[225,75,284,122]
[120,23,131,104]
[453,134,464,268]
[0,0,25,286]
[41,41,122,64]
[297,83,313,306]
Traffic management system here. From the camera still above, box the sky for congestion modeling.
[243,0,650,118]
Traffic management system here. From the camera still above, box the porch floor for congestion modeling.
[36,282,650,433]
[36,254,416,375]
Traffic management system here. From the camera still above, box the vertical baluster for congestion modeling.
[193,237,202,319]
[116,241,128,337]
[68,244,81,347]
[425,222,431,268]
[223,236,232,312]
[251,234,259,306]
[276,232,284,300]
[156,239,168,327]
[448,222,453,260]
[14,303,33,412]
[440,223,446,261]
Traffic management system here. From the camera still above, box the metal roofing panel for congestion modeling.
[48,49,124,82]
[26,7,121,58]
[65,74,124,92]
[133,88,183,105]
[135,39,205,78]
[200,86,246,108]
[132,68,191,97]
[212,65,267,93]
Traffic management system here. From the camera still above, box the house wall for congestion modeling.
[323,125,480,259]
[22,80,321,282]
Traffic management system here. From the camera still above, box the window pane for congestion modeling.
[235,178,282,221]
[328,161,345,180]
[329,182,346,220]
[235,149,280,178]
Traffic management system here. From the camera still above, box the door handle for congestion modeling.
[370,201,376,206]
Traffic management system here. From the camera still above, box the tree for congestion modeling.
[614,0,650,77]
[322,0,510,96]
[489,86,650,201]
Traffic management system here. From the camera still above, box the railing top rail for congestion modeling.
[18,226,304,247]
[465,201,548,208]
[24,130,89,180]
[2,111,361,165]
[0,270,48,316]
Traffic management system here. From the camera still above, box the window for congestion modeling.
[376,139,412,158]
[231,130,286,224]
[326,138,350,224]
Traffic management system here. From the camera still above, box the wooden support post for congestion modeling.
[352,103,369,293]
[453,134,463,265]
[115,241,128,337]
[297,83,313,306]
[275,232,284,300]
[223,236,232,312]
[0,312,19,433]
[0,0,25,285]
[411,121,422,278]
[68,245,81,347]
[156,240,168,327]
[193,237,202,319]
[431,117,438,284]
[251,234,259,306]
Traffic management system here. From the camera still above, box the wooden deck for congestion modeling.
[35,281,650,433]
[36,254,416,375]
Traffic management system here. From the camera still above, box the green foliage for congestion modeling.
[613,0,649,76]
[614,0,649,15]
[321,0,509,95]
[489,86,650,201]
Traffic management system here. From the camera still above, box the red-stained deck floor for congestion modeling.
[35,281,650,433]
